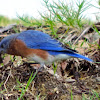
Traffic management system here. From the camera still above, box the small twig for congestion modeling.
[4,71,11,93]
[0,35,9,37]
[90,50,97,56]
[68,34,77,42]
[4,64,14,93]
[73,89,93,95]
[0,24,16,33]
[73,27,90,45]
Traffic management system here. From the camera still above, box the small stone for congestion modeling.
[96,77,100,82]
[66,78,76,83]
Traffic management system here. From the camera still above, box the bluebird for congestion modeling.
[0,30,93,69]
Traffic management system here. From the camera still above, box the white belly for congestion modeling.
[27,54,71,64]
[54,54,71,61]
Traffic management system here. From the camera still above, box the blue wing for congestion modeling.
[17,30,75,52]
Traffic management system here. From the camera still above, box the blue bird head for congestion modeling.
[0,34,18,54]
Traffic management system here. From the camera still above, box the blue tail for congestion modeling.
[48,51,93,62]
[65,52,93,62]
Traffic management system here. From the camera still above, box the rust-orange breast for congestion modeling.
[7,39,48,60]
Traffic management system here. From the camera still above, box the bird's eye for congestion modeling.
[1,44,4,48]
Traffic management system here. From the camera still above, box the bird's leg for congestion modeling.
[32,64,45,77]
[23,62,45,72]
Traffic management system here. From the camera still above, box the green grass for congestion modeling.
[0,15,20,26]
[0,15,43,27]
[40,0,92,31]
[17,71,38,100]
[70,88,100,100]
[53,63,57,74]
[71,88,73,100]
[0,15,10,26]
[17,14,43,27]
[82,90,100,100]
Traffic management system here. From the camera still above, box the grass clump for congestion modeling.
[17,71,38,100]
[17,14,43,27]
[40,0,91,31]
[0,15,43,27]
[17,0,92,36]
